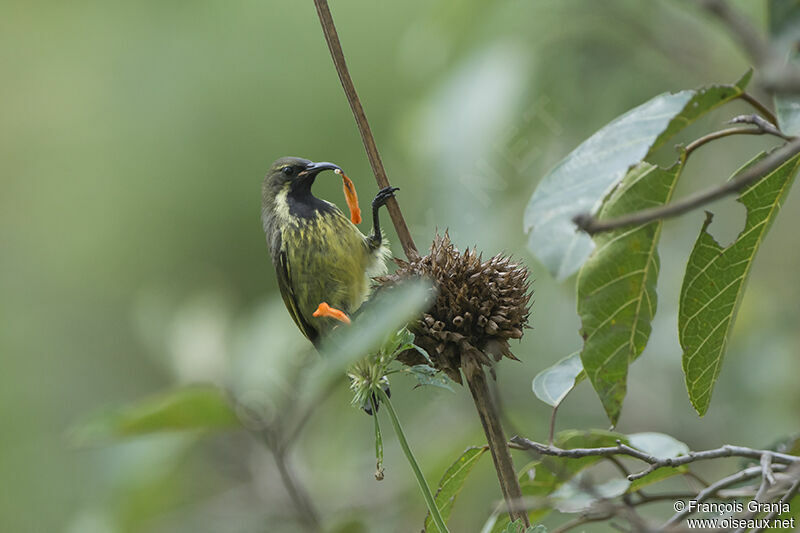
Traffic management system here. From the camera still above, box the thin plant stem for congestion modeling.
[464,357,530,526]
[376,386,449,533]
[312,0,418,260]
[372,396,385,481]
[739,92,778,126]
[574,137,800,235]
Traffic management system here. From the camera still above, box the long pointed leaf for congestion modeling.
[424,447,488,532]
[680,151,800,414]
[577,162,682,424]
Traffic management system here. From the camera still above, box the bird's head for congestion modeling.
[263,157,341,199]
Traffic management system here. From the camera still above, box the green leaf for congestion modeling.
[769,0,800,136]
[531,352,585,407]
[524,75,750,280]
[69,385,239,445]
[577,162,683,424]
[425,446,488,532]
[680,151,800,415]
[488,430,629,532]
[408,364,455,392]
[507,430,628,529]
[380,327,416,357]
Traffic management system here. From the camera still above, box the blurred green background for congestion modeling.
[2,0,799,531]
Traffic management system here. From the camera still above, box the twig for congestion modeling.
[573,137,800,235]
[757,452,776,495]
[751,470,800,533]
[464,356,530,526]
[738,93,778,126]
[683,470,711,488]
[731,453,777,533]
[268,435,323,531]
[233,394,322,531]
[634,488,754,505]
[548,404,559,446]
[693,0,800,95]
[680,114,791,161]
[551,514,614,533]
[694,0,772,65]
[663,465,788,527]
[607,456,631,478]
[510,437,800,481]
[630,446,797,482]
[729,114,793,140]
[312,0,418,260]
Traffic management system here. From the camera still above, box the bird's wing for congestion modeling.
[275,242,319,345]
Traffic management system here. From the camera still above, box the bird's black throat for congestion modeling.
[286,177,336,219]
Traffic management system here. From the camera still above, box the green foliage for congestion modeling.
[679,152,800,414]
[524,75,749,280]
[425,446,488,532]
[69,385,239,445]
[408,364,455,392]
[490,430,628,532]
[577,162,682,424]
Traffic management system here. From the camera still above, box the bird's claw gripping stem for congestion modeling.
[372,186,399,208]
[312,302,351,324]
[369,186,399,248]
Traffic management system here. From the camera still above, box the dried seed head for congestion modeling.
[376,232,532,383]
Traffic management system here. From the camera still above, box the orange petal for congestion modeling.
[312,302,351,324]
[336,169,362,225]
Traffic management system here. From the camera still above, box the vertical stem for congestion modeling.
[376,387,449,533]
[312,0,419,260]
[372,396,385,480]
[463,356,529,526]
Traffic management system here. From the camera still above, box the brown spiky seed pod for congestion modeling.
[376,232,532,383]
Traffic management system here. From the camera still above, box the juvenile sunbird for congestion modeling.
[261,156,397,345]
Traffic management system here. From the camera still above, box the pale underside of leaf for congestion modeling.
[524,73,750,280]
[679,151,800,415]
[531,351,585,408]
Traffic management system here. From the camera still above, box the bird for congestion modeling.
[261,156,397,346]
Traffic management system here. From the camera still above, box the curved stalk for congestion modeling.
[375,387,449,533]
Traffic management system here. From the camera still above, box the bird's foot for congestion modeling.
[312,302,351,324]
[372,186,399,209]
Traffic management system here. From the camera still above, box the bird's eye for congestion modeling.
[282,166,296,177]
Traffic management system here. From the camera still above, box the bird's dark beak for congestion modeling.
[301,161,341,177]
